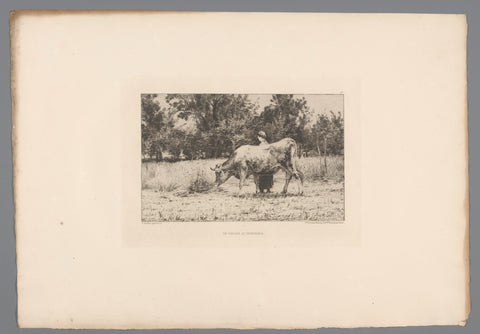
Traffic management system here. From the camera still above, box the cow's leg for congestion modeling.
[253,173,260,193]
[276,166,292,194]
[285,160,304,195]
[295,170,304,195]
[238,169,247,192]
[287,168,304,195]
[282,172,293,194]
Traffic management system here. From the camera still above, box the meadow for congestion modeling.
[141,156,344,222]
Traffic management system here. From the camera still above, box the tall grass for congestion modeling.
[297,155,344,181]
[141,156,344,192]
[142,159,219,192]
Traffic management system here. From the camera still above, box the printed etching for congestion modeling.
[141,94,344,223]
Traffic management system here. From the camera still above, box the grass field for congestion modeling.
[141,156,344,222]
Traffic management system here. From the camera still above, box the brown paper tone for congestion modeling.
[11,11,469,328]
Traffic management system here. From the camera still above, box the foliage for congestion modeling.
[165,94,257,158]
[141,94,344,161]
[252,94,309,148]
[308,111,344,156]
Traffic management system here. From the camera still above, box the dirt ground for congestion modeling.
[142,173,344,222]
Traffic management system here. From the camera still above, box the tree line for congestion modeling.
[142,94,344,161]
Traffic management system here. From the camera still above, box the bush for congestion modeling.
[188,171,214,193]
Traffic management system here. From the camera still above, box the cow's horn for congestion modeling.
[210,167,215,171]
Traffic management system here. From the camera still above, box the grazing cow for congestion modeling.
[211,138,304,194]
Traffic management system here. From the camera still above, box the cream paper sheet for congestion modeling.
[11,11,469,328]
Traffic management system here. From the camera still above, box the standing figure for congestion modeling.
[257,131,274,193]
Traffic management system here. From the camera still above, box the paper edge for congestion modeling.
[462,14,471,327]
[10,9,22,329]
[11,11,471,329]
[8,9,469,17]
[17,322,470,330]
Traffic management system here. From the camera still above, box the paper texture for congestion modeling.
[11,11,469,328]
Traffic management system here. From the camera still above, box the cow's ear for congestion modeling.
[210,167,215,171]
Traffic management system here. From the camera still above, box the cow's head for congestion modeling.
[210,164,229,186]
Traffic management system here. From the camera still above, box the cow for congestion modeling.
[210,138,304,194]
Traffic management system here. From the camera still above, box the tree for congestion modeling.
[327,111,344,155]
[141,94,165,160]
[254,94,310,154]
[308,111,344,172]
[217,95,257,152]
[142,94,343,162]
[166,94,257,158]
[141,94,179,161]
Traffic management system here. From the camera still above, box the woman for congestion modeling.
[256,131,273,192]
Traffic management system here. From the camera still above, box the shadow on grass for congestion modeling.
[231,192,304,199]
